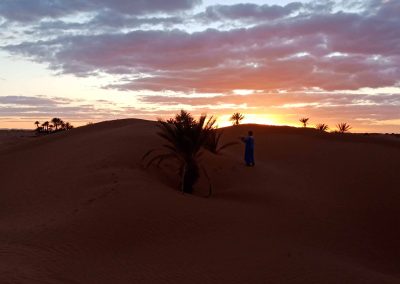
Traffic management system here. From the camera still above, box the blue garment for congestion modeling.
[243,136,255,166]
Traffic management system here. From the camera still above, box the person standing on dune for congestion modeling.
[240,131,255,167]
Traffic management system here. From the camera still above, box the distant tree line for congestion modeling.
[34,118,74,134]
[229,113,353,133]
[299,117,352,133]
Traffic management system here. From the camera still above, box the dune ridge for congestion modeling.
[0,119,399,283]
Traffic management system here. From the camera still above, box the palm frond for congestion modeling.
[200,165,212,197]
[316,123,329,131]
[336,122,352,133]
[229,112,245,125]
[145,153,178,168]
[142,149,158,162]
[217,141,239,152]
[299,117,309,127]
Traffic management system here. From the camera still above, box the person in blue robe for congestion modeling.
[241,130,255,166]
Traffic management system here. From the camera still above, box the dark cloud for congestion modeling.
[138,92,400,109]
[0,95,149,120]
[197,2,303,22]
[0,96,94,119]
[4,0,400,93]
[0,95,67,106]
[0,0,201,22]
[31,11,184,34]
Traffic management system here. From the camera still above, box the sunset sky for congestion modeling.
[0,0,399,132]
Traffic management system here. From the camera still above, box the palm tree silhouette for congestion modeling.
[336,122,351,133]
[204,129,238,154]
[34,121,40,129]
[51,117,62,130]
[143,110,233,196]
[36,118,73,134]
[230,112,245,126]
[42,121,49,132]
[316,123,329,131]
[64,122,73,130]
[299,117,309,127]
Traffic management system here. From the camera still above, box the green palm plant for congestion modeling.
[336,122,351,133]
[299,117,309,127]
[143,110,234,196]
[316,123,329,132]
[229,112,245,126]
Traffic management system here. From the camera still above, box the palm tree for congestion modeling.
[34,121,40,129]
[204,129,238,154]
[230,112,245,126]
[167,110,196,126]
[58,119,65,130]
[64,122,73,130]
[336,122,351,133]
[42,121,49,132]
[299,117,309,127]
[143,110,234,196]
[51,117,62,130]
[316,123,329,132]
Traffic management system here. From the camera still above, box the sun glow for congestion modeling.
[217,113,281,128]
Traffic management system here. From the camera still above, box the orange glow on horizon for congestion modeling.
[216,114,288,128]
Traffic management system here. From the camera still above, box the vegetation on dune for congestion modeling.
[204,128,238,154]
[336,122,352,133]
[299,117,309,127]
[34,118,73,134]
[230,112,245,126]
[316,123,329,132]
[143,110,236,196]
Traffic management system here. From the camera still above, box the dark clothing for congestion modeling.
[242,136,255,166]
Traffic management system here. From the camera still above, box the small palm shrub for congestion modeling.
[299,117,309,127]
[336,122,351,133]
[316,123,329,132]
[230,112,245,126]
[143,110,235,196]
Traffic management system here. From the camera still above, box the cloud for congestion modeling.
[0,95,172,121]
[3,0,400,94]
[0,95,107,119]
[138,92,400,109]
[29,14,184,39]
[196,2,303,23]
[0,0,201,22]
[0,95,67,106]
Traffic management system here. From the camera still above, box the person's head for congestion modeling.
[248,130,253,136]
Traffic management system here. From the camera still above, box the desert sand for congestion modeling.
[0,119,399,283]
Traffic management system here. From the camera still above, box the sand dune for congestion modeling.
[0,119,399,283]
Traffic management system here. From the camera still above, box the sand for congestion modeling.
[0,119,399,283]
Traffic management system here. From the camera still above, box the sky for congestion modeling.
[0,0,399,132]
